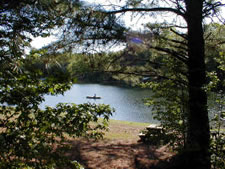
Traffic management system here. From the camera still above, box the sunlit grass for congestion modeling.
[101,118,150,140]
[108,119,149,127]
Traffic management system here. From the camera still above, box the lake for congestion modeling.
[40,83,157,123]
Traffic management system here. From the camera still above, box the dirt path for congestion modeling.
[65,120,175,169]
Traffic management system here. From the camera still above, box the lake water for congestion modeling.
[40,83,157,123]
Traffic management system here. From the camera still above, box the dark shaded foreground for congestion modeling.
[64,139,175,169]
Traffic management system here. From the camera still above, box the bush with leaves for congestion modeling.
[0,102,112,168]
[0,1,114,168]
[0,55,113,168]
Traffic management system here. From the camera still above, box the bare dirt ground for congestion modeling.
[65,120,175,169]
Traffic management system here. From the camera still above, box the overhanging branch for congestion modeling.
[170,28,187,40]
[149,45,188,64]
[105,7,185,18]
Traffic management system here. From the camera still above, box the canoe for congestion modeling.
[86,96,101,99]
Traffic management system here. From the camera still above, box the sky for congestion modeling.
[31,36,57,49]
[30,0,225,50]
[31,0,175,49]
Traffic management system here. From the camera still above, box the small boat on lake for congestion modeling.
[86,94,101,99]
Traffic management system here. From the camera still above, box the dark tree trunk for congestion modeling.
[185,0,211,169]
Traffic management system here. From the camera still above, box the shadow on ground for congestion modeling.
[65,139,174,169]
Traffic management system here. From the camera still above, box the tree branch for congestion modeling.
[161,37,187,46]
[105,7,185,18]
[149,45,188,64]
[170,28,187,40]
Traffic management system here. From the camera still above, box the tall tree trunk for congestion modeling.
[185,0,211,168]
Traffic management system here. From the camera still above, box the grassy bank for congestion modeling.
[103,119,150,140]
[103,119,225,141]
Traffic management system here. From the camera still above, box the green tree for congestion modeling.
[139,28,189,149]
[0,0,113,168]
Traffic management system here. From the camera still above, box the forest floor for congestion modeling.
[65,119,175,169]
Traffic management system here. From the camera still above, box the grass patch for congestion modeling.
[104,131,133,140]
[108,119,149,127]
[102,119,150,140]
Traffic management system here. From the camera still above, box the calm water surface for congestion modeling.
[41,84,157,123]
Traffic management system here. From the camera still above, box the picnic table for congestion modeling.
[138,124,165,144]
